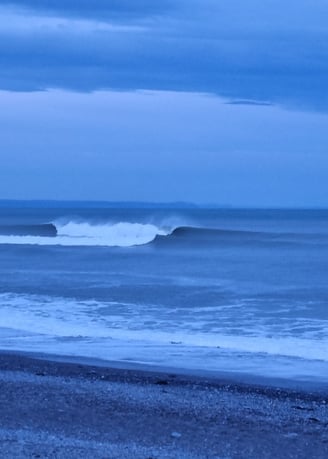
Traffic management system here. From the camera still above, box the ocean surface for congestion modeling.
[0,206,327,383]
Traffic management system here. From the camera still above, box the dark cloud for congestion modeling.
[226,101,274,107]
[1,0,328,111]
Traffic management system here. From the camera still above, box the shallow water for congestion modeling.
[0,206,327,382]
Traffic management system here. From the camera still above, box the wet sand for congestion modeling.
[0,352,327,458]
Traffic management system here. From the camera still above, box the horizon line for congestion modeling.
[0,199,327,210]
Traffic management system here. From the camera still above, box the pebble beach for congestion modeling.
[0,352,327,459]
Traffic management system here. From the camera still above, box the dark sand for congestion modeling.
[0,352,327,458]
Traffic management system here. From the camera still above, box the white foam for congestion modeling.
[0,221,171,247]
[0,293,327,363]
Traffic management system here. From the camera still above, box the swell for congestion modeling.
[169,226,312,237]
[155,226,322,243]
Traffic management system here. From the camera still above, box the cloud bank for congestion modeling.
[1,0,327,111]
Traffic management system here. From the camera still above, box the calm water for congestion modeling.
[0,207,327,382]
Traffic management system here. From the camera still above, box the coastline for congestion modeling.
[1,348,328,394]
[0,350,327,458]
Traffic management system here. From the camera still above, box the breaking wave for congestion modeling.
[0,221,323,247]
[0,221,171,247]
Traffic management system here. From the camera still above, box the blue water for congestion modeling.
[0,206,327,382]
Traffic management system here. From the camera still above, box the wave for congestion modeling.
[0,221,323,247]
[0,292,327,366]
[0,221,171,247]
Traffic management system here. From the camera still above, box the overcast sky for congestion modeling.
[1,0,327,206]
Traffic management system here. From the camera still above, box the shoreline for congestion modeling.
[0,350,327,458]
[1,348,327,394]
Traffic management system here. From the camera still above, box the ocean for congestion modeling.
[0,206,327,384]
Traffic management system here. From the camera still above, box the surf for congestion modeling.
[0,221,172,247]
[0,220,324,247]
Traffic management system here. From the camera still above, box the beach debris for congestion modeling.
[155,379,169,386]
[292,405,314,412]
[171,431,182,439]
[308,417,320,423]
[88,370,97,375]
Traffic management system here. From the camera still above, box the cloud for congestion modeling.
[0,1,328,111]
[225,100,273,107]
[1,0,175,19]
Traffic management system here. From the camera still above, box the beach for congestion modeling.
[0,351,327,459]
[0,207,328,458]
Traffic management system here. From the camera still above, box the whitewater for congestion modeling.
[0,221,173,246]
[0,206,327,383]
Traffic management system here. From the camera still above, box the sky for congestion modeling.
[0,0,327,206]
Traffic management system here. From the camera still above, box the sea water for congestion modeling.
[0,206,327,383]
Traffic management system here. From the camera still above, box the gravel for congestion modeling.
[0,352,327,458]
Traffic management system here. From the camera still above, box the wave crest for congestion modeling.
[0,220,318,247]
[56,221,170,246]
[0,221,171,247]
